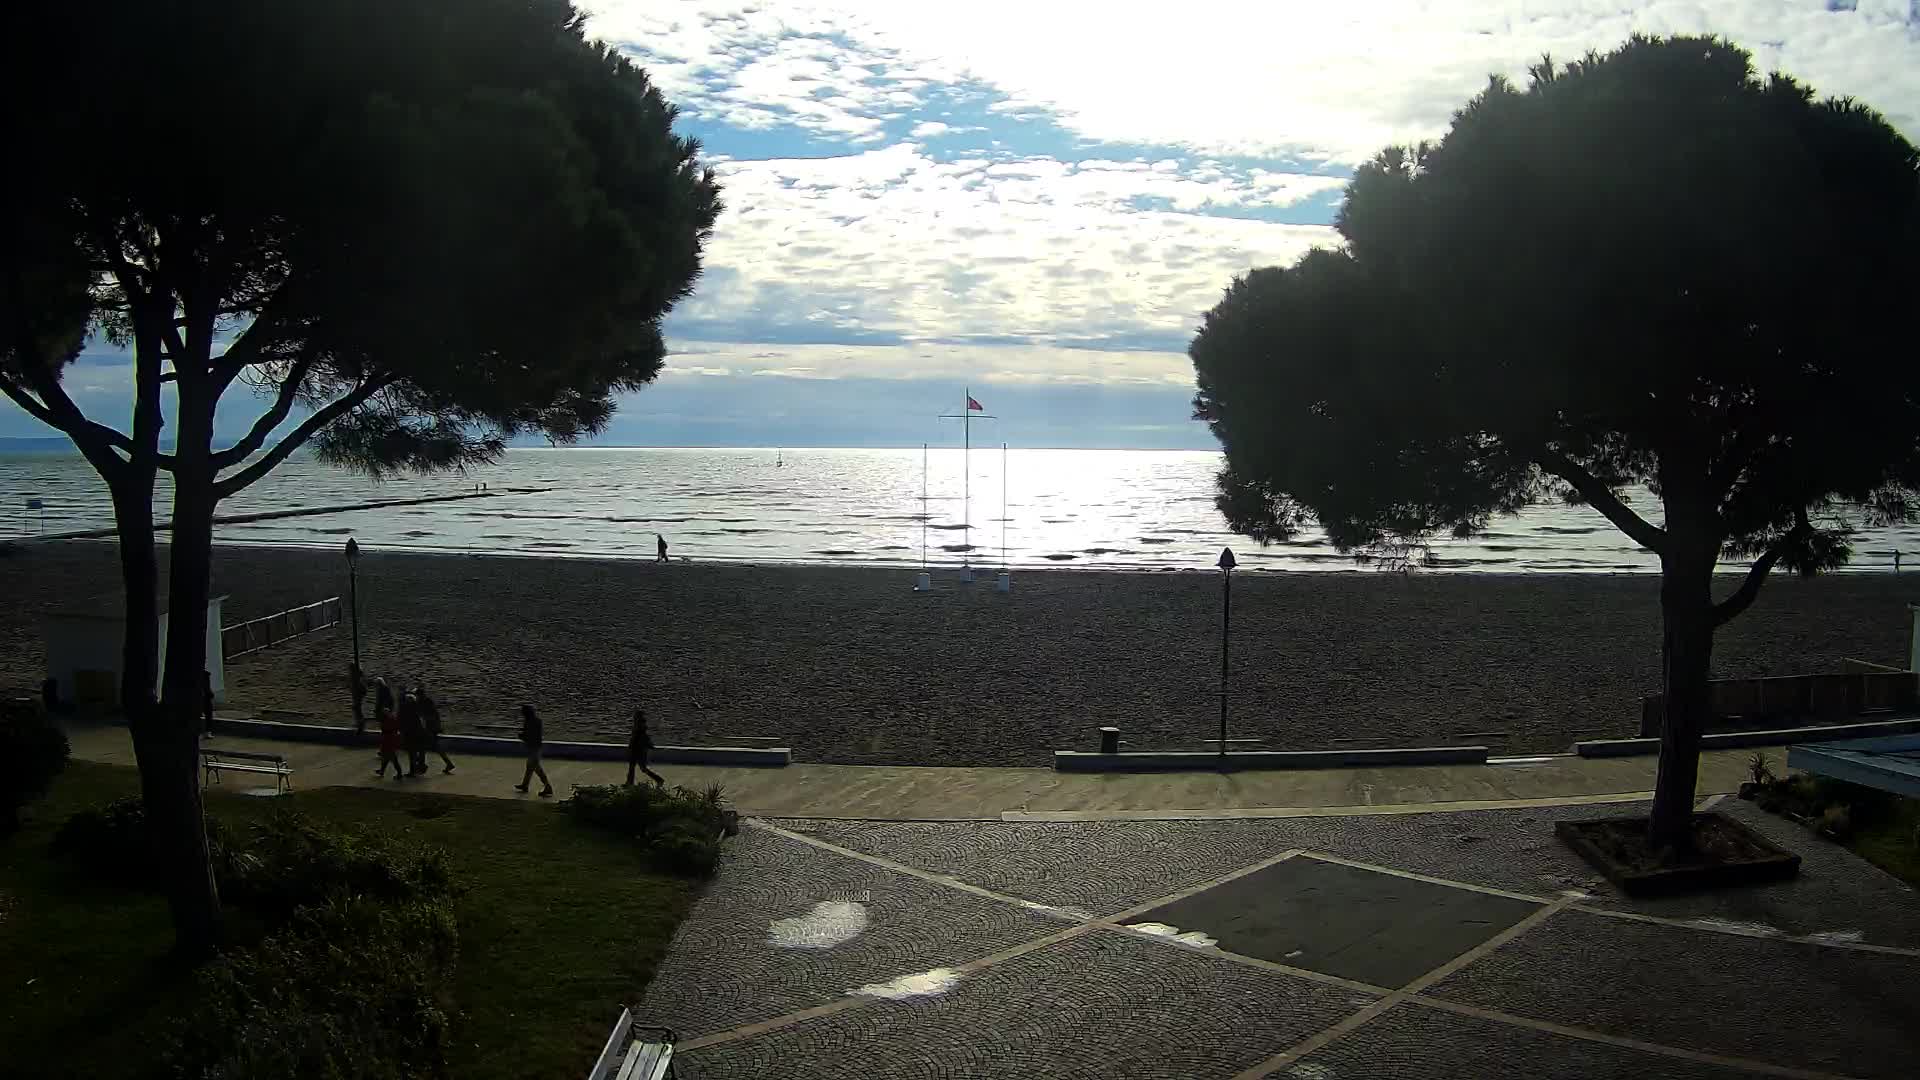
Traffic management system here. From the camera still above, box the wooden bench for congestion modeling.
[202,749,292,795]
[587,1008,674,1080]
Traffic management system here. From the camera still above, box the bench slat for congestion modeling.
[614,1041,672,1080]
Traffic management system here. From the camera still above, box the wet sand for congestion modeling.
[3,542,1914,765]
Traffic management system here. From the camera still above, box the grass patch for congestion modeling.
[1848,798,1920,887]
[0,761,703,1079]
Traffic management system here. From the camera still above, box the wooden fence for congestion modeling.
[222,597,342,660]
[1639,669,1920,736]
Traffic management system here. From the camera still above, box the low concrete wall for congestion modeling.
[1053,745,1489,773]
[1576,715,1920,758]
[211,717,790,767]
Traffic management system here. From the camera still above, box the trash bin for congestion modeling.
[1099,726,1120,754]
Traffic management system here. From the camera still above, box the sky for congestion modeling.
[6,0,1919,450]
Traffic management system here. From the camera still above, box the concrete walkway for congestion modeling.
[65,721,1755,820]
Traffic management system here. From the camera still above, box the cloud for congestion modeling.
[665,340,1195,384]
[587,1,1920,162]
[909,120,950,138]
[664,145,1338,357]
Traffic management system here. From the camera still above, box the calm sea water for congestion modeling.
[2,447,1915,572]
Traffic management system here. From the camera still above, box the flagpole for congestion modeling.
[962,386,971,575]
[921,442,928,570]
[1002,442,1008,571]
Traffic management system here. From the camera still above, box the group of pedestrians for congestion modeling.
[514,704,664,797]
[351,663,456,780]
[351,662,665,797]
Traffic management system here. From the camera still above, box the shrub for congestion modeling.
[167,896,458,1079]
[1818,804,1855,841]
[560,783,728,875]
[1,703,69,834]
[52,796,246,886]
[222,809,454,918]
[1746,752,1776,787]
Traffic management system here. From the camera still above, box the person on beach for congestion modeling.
[627,708,664,787]
[350,663,368,734]
[416,685,455,773]
[514,703,553,796]
[656,533,669,562]
[373,678,406,779]
[399,690,427,776]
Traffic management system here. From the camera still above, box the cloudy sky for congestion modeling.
[7,0,1919,449]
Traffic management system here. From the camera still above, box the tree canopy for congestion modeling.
[1190,35,1920,848]
[0,0,721,954]
[2,0,720,483]
[1195,35,1919,584]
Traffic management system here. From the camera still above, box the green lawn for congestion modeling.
[1849,796,1920,888]
[0,761,703,1080]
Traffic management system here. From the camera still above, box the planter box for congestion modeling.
[1555,812,1801,896]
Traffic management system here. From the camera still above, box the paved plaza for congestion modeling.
[644,799,1920,1079]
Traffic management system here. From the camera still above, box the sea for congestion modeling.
[2,446,1915,573]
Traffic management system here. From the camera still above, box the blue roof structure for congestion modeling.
[1788,734,1920,798]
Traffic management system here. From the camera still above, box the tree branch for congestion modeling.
[1536,448,1667,553]
[1711,513,1813,628]
[209,348,317,470]
[1,374,129,480]
[213,376,395,499]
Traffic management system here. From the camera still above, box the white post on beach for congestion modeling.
[995,442,1011,592]
[914,443,932,592]
[940,390,994,585]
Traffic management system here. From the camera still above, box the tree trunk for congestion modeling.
[152,379,224,959]
[1649,546,1716,852]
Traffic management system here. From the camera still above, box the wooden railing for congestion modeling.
[222,597,342,660]
[1639,669,1920,736]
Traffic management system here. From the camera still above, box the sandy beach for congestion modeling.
[3,541,1916,765]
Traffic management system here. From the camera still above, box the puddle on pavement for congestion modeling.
[852,967,960,999]
[1124,921,1219,948]
[768,900,869,949]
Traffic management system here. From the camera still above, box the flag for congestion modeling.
[967,395,983,411]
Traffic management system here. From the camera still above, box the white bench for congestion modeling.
[587,1008,674,1080]
[202,749,293,794]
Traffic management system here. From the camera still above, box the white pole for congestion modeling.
[1001,442,1008,570]
[921,442,928,570]
[963,386,971,573]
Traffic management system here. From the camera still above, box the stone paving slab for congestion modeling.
[1133,856,1542,989]
[638,828,1064,1038]
[773,819,1300,913]
[1426,909,1920,1078]
[781,800,1920,949]
[677,930,1378,1080]
[1295,1001,1773,1080]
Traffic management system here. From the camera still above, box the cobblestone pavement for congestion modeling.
[644,800,1920,1079]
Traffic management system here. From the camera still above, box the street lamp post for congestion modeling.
[345,537,362,671]
[1216,546,1236,770]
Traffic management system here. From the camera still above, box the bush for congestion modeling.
[1,702,69,833]
[167,896,458,1079]
[560,783,728,875]
[222,809,454,918]
[52,796,246,886]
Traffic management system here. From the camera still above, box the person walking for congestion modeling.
[513,704,553,796]
[655,533,669,563]
[416,685,455,774]
[373,678,406,780]
[350,663,369,734]
[626,708,665,786]
[399,690,427,776]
